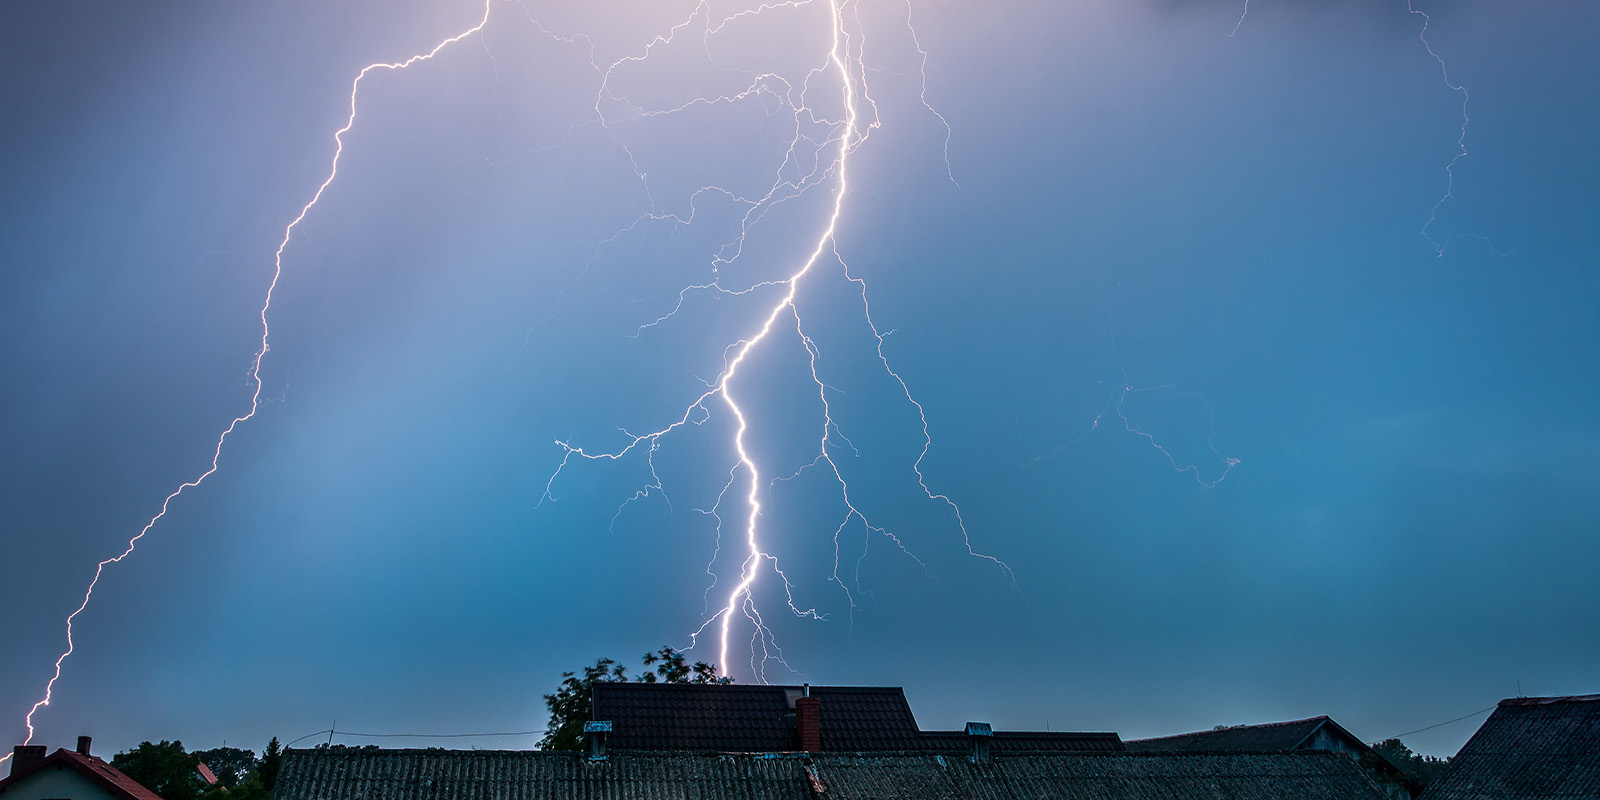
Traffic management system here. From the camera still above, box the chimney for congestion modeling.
[795,690,821,753]
[583,721,611,761]
[965,722,992,763]
[77,737,93,756]
[11,745,47,776]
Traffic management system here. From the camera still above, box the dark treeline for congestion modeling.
[1370,738,1452,787]
[111,738,281,800]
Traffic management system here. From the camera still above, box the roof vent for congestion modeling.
[965,722,992,763]
[583,721,612,761]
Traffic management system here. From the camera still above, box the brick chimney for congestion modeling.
[10,745,46,776]
[795,684,821,753]
[77,736,93,756]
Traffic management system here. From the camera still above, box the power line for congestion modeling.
[279,728,545,748]
[282,730,332,748]
[1378,705,1496,742]
[335,729,545,739]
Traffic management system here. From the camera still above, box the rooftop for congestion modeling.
[589,682,1123,753]
[1126,715,1333,752]
[273,747,1392,800]
[1421,694,1600,800]
[0,748,165,800]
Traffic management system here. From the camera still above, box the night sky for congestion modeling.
[3,0,1596,761]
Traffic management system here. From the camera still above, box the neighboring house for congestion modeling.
[271,746,1395,800]
[0,739,163,800]
[1127,715,1420,799]
[590,683,1124,753]
[1421,694,1600,800]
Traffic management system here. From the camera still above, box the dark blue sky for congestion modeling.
[2,0,1596,760]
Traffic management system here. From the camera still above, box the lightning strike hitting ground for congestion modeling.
[538,0,1010,679]
[4,2,493,765]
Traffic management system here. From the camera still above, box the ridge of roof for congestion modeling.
[1131,715,1329,744]
[1498,693,1600,707]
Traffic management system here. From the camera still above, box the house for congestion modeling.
[268,683,1397,799]
[0,739,163,800]
[590,682,1124,753]
[1421,693,1600,800]
[1127,714,1420,799]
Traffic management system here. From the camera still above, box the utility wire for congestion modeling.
[1377,705,1496,742]
[335,729,545,739]
[282,730,333,748]
[280,728,545,748]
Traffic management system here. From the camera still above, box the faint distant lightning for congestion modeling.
[1114,385,1239,488]
[1407,0,1473,257]
[5,2,491,761]
[1033,324,1239,488]
[542,0,1007,678]
[1229,0,1252,37]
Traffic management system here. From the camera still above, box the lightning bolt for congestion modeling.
[1407,0,1481,257]
[5,1,493,764]
[540,0,1009,679]
[1229,0,1252,37]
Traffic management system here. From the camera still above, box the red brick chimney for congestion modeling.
[76,736,92,756]
[795,685,821,752]
[10,745,46,776]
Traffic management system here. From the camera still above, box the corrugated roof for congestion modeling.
[0,748,166,800]
[1127,715,1330,752]
[1421,694,1600,800]
[272,747,1391,800]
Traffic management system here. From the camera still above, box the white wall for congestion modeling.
[1,763,124,800]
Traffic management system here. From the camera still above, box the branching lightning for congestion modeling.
[538,0,1009,679]
[5,2,493,762]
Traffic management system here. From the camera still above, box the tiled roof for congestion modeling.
[592,683,810,752]
[272,747,1391,800]
[0,748,166,800]
[1421,694,1600,800]
[1126,715,1331,752]
[589,683,1122,753]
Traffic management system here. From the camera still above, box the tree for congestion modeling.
[638,646,728,685]
[537,647,730,750]
[190,747,256,789]
[112,741,204,800]
[1371,738,1452,787]
[257,738,282,794]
